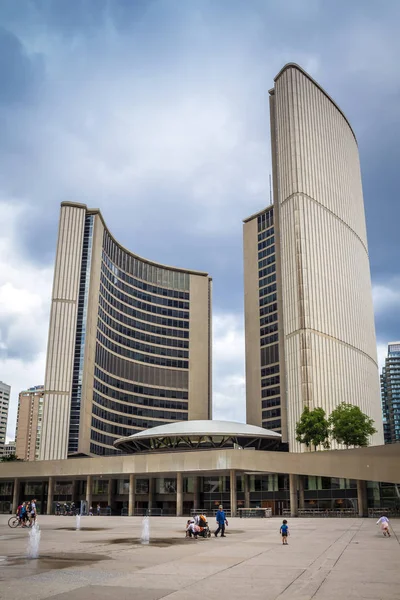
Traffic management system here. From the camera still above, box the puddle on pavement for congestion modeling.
[0,552,110,580]
[56,527,108,531]
[94,537,192,547]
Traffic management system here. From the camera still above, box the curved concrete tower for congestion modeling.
[40,202,212,460]
[244,63,383,450]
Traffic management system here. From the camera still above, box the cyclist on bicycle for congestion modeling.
[19,501,28,527]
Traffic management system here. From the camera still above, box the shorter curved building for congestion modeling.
[40,202,212,460]
[114,420,282,453]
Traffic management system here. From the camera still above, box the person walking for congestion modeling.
[280,519,289,544]
[214,505,228,537]
[97,503,101,516]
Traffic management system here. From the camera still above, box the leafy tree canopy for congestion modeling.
[0,454,22,462]
[329,402,377,448]
[295,406,330,450]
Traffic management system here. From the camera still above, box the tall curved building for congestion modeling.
[40,202,212,459]
[244,63,383,450]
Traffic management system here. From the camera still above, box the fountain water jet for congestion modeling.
[141,516,150,545]
[76,514,81,530]
[27,522,41,559]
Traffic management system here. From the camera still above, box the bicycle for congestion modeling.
[8,516,21,528]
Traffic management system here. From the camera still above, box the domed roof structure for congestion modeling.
[114,420,282,453]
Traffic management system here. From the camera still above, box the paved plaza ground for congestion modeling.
[0,515,399,600]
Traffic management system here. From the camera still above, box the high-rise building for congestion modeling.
[0,382,11,456]
[3,441,16,458]
[40,202,212,460]
[244,63,383,450]
[381,342,400,444]
[15,386,44,461]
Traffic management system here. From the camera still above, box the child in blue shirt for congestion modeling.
[280,519,289,544]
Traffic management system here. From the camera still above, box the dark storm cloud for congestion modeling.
[0,0,400,333]
[0,27,44,105]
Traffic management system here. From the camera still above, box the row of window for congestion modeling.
[258,236,275,251]
[103,233,190,291]
[94,346,189,389]
[98,307,189,348]
[262,418,281,429]
[260,322,278,337]
[94,367,188,398]
[100,289,189,329]
[257,225,274,242]
[260,292,277,309]
[262,408,281,420]
[101,277,189,320]
[257,209,274,232]
[259,263,276,279]
[260,304,278,324]
[261,375,280,388]
[91,429,128,448]
[261,343,279,367]
[261,364,280,377]
[258,245,275,260]
[262,397,281,409]
[91,416,167,438]
[258,254,276,270]
[259,272,276,289]
[102,263,190,309]
[92,397,187,424]
[99,298,189,338]
[93,378,188,408]
[97,332,189,369]
[259,283,277,298]
[261,332,279,347]
[103,253,190,299]
[97,319,189,359]
[261,386,280,398]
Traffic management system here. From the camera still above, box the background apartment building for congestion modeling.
[381,342,400,444]
[244,63,383,450]
[0,381,11,457]
[40,202,212,460]
[15,386,44,461]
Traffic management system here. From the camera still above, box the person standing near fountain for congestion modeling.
[214,505,228,538]
[30,499,37,527]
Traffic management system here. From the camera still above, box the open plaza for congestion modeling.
[1,515,400,600]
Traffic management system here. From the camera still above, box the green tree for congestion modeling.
[329,402,377,448]
[0,454,21,463]
[295,406,330,450]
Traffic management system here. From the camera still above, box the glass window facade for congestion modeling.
[89,232,192,456]
[257,208,282,434]
[381,344,400,444]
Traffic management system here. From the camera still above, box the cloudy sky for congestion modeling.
[1,0,400,441]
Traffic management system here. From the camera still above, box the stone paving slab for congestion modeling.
[0,515,399,600]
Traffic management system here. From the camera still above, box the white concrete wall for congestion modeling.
[273,65,383,450]
[40,204,86,460]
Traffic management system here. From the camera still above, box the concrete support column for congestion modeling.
[230,470,237,517]
[128,474,135,516]
[148,478,153,512]
[71,480,77,503]
[289,474,298,517]
[298,475,305,510]
[357,479,368,517]
[244,474,250,508]
[176,472,183,517]
[108,479,113,511]
[47,476,54,515]
[193,476,200,511]
[12,478,19,514]
[86,475,92,510]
